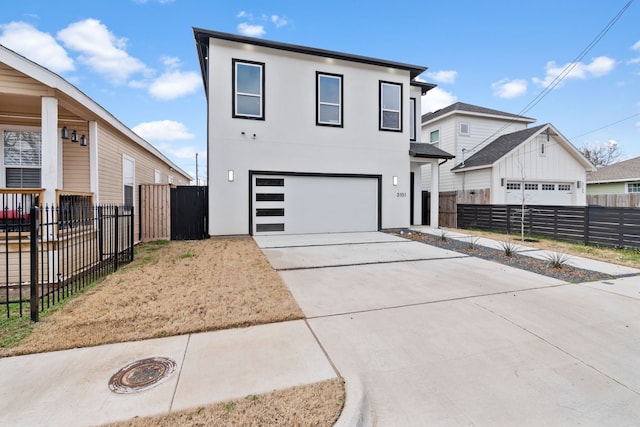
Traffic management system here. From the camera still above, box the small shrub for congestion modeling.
[499,241,520,257]
[466,237,481,250]
[544,252,571,269]
[438,229,449,242]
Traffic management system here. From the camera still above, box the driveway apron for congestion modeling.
[256,232,640,426]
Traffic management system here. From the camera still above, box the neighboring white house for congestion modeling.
[193,29,453,236]
[587,156,640,195]
[421,102,595,206]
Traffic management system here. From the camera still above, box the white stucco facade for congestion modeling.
[197,30,446,235]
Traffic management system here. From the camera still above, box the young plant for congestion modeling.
[466,237,481,250]
[499,241,520,257]
[544,252,571,269]
[438,229,449,242]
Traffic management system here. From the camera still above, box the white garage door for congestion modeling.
[505,182,573,205]
[252,174,379,235]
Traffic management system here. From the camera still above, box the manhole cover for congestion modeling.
[109,357,177,394]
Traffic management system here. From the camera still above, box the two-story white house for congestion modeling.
[193,29,453,236]
[421,102,594,209]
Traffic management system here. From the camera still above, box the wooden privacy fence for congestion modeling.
[139,184,171,242]
[457,204,640,249]
[588,194,640,208]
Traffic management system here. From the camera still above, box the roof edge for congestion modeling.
[193,27,428,79]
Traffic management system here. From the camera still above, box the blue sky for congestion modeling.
[1,0,639,182]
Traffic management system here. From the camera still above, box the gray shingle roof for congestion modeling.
[409,143,454,159]
[421,102,535,124]
[451,124,547,171]
[587,156,640,182]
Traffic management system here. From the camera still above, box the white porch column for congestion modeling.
[430,159,440,228]
[40,96,60,206]
[88,120,99,203]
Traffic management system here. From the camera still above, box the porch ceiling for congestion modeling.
[0,93,84,125]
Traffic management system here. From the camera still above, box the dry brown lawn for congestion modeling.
[1,237,345,426]
[1,237,303,357]
[100,378,345,427]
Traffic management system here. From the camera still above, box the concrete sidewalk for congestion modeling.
[0,320,337,427]
[411,226,640,276]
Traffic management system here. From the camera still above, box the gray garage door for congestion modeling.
[252,174,379,235]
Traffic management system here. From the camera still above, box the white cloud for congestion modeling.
[271,15,288,28]
[632,40,640,51]
[532,56,615,88]
[148,70,201,100]
[426,70,457,84]
[132,120,194,141]
[57,18,150,84]
[0,22,74,73]
[237,11,253,19]
[237,23,266,37]
[491,78,528,99]
[421,87,457,115]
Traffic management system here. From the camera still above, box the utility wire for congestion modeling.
[458,0,635,160]
[568,112,640,141]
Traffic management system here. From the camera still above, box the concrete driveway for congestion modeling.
[255,232,640,426]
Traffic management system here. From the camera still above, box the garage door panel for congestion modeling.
[252,174,379,235]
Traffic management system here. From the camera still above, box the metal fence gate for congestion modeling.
[170,186,208,240]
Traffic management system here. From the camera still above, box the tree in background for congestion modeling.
[580,140,622,168]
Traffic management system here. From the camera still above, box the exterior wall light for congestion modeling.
[228,170,235,182]
[393,176,398,186]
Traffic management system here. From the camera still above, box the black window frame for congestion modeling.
[316,72,344,127]
[379,81,403,132]
[232,59,265,120]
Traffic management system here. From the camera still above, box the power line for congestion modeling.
[458,0,635,160]
[568,112,640,141]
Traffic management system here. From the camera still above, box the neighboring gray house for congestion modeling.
[421,102,595,206]
[587,156,640,195]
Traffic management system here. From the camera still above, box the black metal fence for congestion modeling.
[1,204,134,320]
[457,204,640,249]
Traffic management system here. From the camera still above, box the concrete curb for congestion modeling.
[334,376,374,427]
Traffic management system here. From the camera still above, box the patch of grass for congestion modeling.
[223,401,236,414]
[543,252,571,269]
[246,394,259,403]
[499,241,520,257]
[179,248,194,259]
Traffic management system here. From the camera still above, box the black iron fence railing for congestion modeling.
[457,204,640,249]
[1,204,134,320]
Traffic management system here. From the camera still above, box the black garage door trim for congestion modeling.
[248,170,382,235]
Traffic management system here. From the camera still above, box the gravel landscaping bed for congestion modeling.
[389,230,615,283]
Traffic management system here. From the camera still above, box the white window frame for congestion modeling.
[379,81,402,132]
[459,122,470,136]
[122,154,135,212]
[409,98,416,141]
[233,59,264,119]
[317,72,343,126]
[627,182,640,193]
[429,129,440,147]
[168,175,174,185]
[154,169,161,184]
[506,182,521,190]
[2,127,42,188]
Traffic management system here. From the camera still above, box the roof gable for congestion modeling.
[587,156,640,183]
[421,102,535,124]
[452,125,546,171]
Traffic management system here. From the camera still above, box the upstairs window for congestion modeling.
[459,122,470,136]
[3,130,41,188]
[429,129,440,147]
[379,81,402,131]
[409,98,416,141]
[317,72,343,126]
[233,59,264,119]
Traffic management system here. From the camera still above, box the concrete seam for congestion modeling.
[303,318,342,379]
[259,240,413,250]
[168,333,192,411]
[276,255,469,272]
[306,283,570,320]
